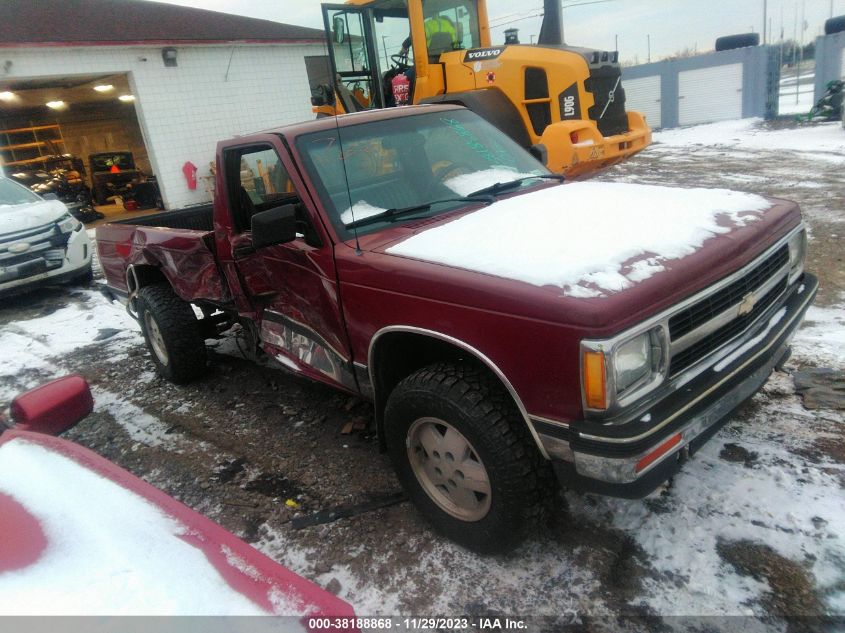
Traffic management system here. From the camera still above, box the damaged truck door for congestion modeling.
[219,141,359,393]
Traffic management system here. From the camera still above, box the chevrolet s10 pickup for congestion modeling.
[97,105,817,552]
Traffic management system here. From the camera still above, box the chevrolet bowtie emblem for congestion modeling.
[737,292,757,316]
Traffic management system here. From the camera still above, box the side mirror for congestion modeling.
[252,204,297,249]
[333,16,346,44]
[528,143,548,166]
[43,192,58,201]
[11,375,94,436]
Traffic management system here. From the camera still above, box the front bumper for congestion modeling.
[0,228,91,298]
[536,273,818,498]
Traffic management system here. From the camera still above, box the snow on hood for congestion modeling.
[0,439,286,616]
[385,181,771,298]
[0,199,68,234]
[442,167,539,197]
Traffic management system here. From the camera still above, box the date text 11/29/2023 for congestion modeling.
[307,617,528,630]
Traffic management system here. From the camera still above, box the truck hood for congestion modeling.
[358,181,800,334]
[0,199,67,235]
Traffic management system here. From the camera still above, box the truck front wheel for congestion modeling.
[137,283,206,384]
[384,362,552,553]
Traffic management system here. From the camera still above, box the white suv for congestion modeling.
[0,175,92,298]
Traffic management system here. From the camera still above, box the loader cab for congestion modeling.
[319,0,486,112]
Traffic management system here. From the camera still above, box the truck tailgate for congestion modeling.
[96,223,227,303]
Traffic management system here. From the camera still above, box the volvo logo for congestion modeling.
[7,242,31,254]
[737,292,757,316]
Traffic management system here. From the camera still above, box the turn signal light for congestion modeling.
[636,433,682,473]
[582,350,607,410]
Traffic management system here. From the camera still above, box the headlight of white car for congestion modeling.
[787,229,806,285]
[57,214,83,233]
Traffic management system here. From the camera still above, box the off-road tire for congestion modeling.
[137,283,206,383]
[384,362,554,554]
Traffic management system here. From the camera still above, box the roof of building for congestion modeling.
[0,0,326,46]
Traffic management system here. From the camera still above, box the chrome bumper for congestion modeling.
[538,273,817,497]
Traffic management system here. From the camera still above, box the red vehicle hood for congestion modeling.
[0,430,356,624]
[347,182,800,336]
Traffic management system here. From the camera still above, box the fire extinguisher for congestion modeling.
[391,73,410,106]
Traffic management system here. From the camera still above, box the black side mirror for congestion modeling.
[333,16,346,44]
[528,143,548,166]
[252,204,297,249]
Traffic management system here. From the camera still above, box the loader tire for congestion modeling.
[137,283,206,384]
[825,16,845,35]
[715,33,760,51]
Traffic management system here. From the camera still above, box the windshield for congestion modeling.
[0,178,42,207]
[295,109,549,238]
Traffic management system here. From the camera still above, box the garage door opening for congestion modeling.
[0,72,161,224]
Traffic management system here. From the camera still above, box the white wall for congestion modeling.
[3,42,325,209]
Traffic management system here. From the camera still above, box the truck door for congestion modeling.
[222,140,358,394]
[322,3,385,111]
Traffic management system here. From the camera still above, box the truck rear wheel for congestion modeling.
[137,283,206,384]
[384,362,552,553]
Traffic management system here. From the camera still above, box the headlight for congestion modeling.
[614,333,652,394]
[57,214,82,233]
[582,327,667,412]
[787,229,806,284]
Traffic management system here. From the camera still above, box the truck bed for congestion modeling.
[97,203,227,303]
[112,203,213,232]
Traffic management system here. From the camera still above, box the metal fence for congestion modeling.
[621,46,780,130]
[814,31,845,102]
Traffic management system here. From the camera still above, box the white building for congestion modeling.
[0,0,328,209]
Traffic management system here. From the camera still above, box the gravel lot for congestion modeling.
[1,118,843,629]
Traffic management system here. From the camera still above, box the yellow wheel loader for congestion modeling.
[311,0,651,179]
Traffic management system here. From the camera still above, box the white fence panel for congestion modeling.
[624,75,662,128]
[678,63,743,126]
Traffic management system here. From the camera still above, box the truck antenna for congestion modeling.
[333,111,362,255]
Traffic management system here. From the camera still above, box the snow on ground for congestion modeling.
[653,119,845,159]
[0,439,271,616]
[387,182,770,297]
[0,290,141,402]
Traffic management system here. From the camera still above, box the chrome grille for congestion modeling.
[669,245,789,340]
[670,277,787,376]
[0,221,67,280]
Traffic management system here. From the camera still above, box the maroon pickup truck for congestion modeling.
[98,105,817,553]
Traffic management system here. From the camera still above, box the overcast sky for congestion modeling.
[154,0,844,64]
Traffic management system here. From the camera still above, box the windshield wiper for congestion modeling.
[345,196,495,230]
[465,174,564,198]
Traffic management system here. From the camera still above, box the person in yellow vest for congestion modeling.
[396,12,460,104]
[399,13,460,59]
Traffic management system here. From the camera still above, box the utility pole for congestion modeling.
[381,35,389,69]
[794,3,799,105]
[615,34,618,51]
[647,34,651,63]
[763,0,767,44]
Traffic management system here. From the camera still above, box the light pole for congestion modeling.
[381,35,389,69]
[647,34,651,62]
